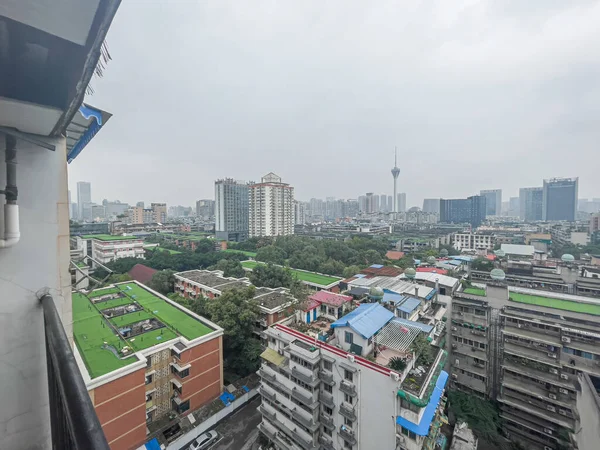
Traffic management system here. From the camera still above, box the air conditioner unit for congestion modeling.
[458,312,463,316]
[561,336,571,343]
[560,374,569,380]
[559,388,569,395]
[559,409,568,416]
[546,405,556,412]
[390,372,400,382]
[517,324,522,328]
[550,369,558,375]
[347,354,355,363]
[455,359,460,366]
[451,373,458,380]
[548,393,557,400]
[452,344,457,348]
[548,353,557,359]
[452,327,458,331]
[543,428,553,435]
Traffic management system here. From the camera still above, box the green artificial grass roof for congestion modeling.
[464,288,486,297]
[222,249,257,257]
[73,283,215,378]
[241,260,341,286]
[80,234,141,241]
[509,292,600,316]
[160,247,181,255]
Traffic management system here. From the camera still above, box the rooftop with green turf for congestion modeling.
[73,283,215,379]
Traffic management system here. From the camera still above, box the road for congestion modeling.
[212,395,262,450]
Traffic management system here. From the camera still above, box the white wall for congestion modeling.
[0,136,71,449]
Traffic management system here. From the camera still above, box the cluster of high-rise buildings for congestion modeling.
[215,172,295,242]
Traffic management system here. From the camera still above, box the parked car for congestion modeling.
[189,431,219,450]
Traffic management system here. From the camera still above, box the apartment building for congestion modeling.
[453,233,495,251]
[151,203,168,223]
[215,178,250,242]
[77,234,145,265]
[174,270,296,336]
[73,282,224,450]
[449,282,600,450]
[258,302,449,450]
[249,172,295,237]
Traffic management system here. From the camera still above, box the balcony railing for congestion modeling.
[340,402,357,421]
[340,380,357,396]
[292,366,319,385]
[41,294,110,450]
[318,370,335,385]
[320,413,335,429]
[291,408,318,431]
[339,425,357,445]
[291,387,317,409]
[318,435,335,450]
[320,391,335,408]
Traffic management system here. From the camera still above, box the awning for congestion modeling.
[66,103,112,163]
[171,378,183,389]
[396,371,449,436]
[260,348,285,367]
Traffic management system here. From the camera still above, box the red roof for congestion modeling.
[304,299,320,311]
[361,266,402,277]
[309,291,352,307]
[485,254,496,261]
[386,250,405,260]
[128,264,157,284]
[416,267,448,275]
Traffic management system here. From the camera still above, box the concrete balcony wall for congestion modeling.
[0,136,71,450]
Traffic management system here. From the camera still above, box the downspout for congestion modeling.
[0,134,19,248]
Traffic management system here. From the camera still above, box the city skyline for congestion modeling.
[67,1,600,206]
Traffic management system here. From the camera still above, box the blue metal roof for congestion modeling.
[392,317,434,333]
[145,438,161,450]
[331,303,395,339]
[370,264,384,269]
[397,297,421,314]
[450,256,474,262]
[396,371,449,436]
[425,289,437,301]
[382,292,404,306]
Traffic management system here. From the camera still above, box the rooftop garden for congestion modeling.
[241,260,341,286]
[80,234,141,241]
[509,292,600,316]
[73,283,214,378]
[463,287,486,297]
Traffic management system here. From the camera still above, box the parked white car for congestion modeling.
[189,431,219,450]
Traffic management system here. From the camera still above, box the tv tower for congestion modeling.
[391,147,400,213]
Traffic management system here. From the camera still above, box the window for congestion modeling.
[344,417,353,426]
[324,406,333,415]
[173,367,189,378]
[323,360,333,371]
[344,440,353,449]
[176,399,190,414]
[323,426,332,436]
[145,374,153,385]
[344,393,353,404]
[345,331,354,344]
[344,370,353,382]
[324,384,332,393]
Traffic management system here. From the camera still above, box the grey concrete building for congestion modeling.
[215,178,250,242]
[543,178,578,222]
[520,187,543,222]
[480,189,502,217]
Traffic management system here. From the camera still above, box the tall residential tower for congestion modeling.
[215,179,250,242]
[391,147,400,213]
[249,173,294,237]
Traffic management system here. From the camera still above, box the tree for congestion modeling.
[215,259,245,278]
[148,270,175,295]
[255,245,287,265]
[193,239,215,254]
[343,265,362,278]
[107,273,132,284]
[207,287,262,376]
[410,335,434,365]
[472,258,493,272]
[388,356,407,372]
[249,263,294,288]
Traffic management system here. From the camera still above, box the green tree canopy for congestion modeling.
[147,269,175,295]
[255,245,287,265]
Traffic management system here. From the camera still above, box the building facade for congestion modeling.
[215,179,250,242]
[249,173,294,238]
[398,193,407,213]
[151,203,167,223]
[77,181,92,221]
[453,233,495,251]
[440,195,486,228]
[543,178,578,222]
[449,283,600,450]
[196,199,215,220]
[74,283,224,450]
[422,199,441,214]
[520,187,543,222]
[78,235,145,266]
[294,200,307,225]
[480,189,502,217]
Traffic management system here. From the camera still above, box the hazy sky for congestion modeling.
[68,0,600,209]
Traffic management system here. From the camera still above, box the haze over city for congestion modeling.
[68,1,600,206]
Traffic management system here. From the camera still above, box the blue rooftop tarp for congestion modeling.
[331,303,395,339]
[450,256,474,262]
[397,297,421,314]
[145,438,161,450]
[396,370,449,436]
[425,289,437,301]
[392,317,434,333]
[370,264,384,268]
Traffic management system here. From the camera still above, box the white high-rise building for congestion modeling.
[398,192,407,213]
[249,173,294,237]
[76,181,91,221]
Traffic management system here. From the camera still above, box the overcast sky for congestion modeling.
[68,0,600,209]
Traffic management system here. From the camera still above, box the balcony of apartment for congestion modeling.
[291,365,320,388]
[560,352,600,377]
[291,386,319,410]
[318,435,335,450]
[451,342,488,361]
[258,403,278,422]
[502,324,562,347]
[499,390,575,430]
[504,422,558,449]
[339,425,358,445]
[320,412,335,429]
[339,402,357,421]
[452,372,487,395]
[318,370,335,386]
[259,365,278,383]
[290,407,319,432]
[501,374,575,411]
[340,379,357,397]
[500,407,559,436]
[259,385,277,403]
[503,341,561,367]
[450,324,488,342]
[320,391,335,408]
[41,295,111,449]
[502,358,577,391]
